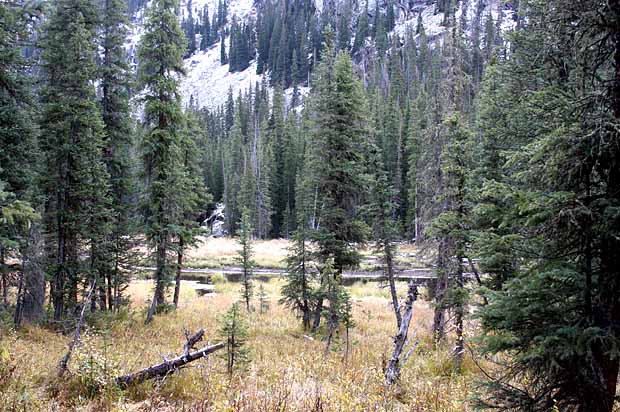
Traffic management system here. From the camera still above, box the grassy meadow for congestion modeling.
[0,240,480,412]
[182,237,434,270]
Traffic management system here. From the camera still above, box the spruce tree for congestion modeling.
[137,0,187,323]
[427,114,470,369]
[321,258,354,356]
[236,207,254,312]
[100,0,136,311]
[352,0,368,54]
[310,43,369,276]
[370,147,402,329]
[40,0,112,320]
[220,33,227,65]
[266,86,287,237]
[475,2,620,411]
[280,191,314,329]
[218,302,250,375]
[0,1,42,322]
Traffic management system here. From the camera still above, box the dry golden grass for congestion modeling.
[185,237,291,269]
[0,278,481,412]
[183,237,430,270]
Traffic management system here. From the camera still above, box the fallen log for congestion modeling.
[385,280,418,385]
[115,331,224,388]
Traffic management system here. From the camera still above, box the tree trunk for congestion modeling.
[594,3,620,411]
[173,237,184,308]
[311,298,323,332]
[432,239,449,342]
[149,233,169,323]
[16,225,45,325]
[145,289,158,324]
[453,261,464,373]
[14,270,25,326]
[386,281,418,385]
[384,241,401,328]
[1,246,7,307]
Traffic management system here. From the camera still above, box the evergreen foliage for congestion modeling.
[40,0,112,320]
[309,35,370,275]
[474,2,620,411]
[236,207,254,312]
[137,0,187,321]
[0,1,41,317]
[100,0,137,311]
[218,302,250,375]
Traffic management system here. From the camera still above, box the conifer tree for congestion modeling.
[258,284,269,314]
[321,258,354,356]
[352,0,368,54]
[427,114,469,368]
[311,41,369,276]
[40,0,112,320]
[185,0,196,56]
[0,1,42,322]
[280,183,314,329]
[236,207,254,312]
[101,0,136,311]
[337,1,351,52]
[475,2,620,410]
[200,6,211,50]
[220,33,227,65]
[137,0,187,323]
[370,148,402,328]
[385,0,395,32]
[267,86,287,237]
[218,302,250,375]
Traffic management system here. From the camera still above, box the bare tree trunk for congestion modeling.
[343,325,350,364]
[384,241,401,328]
[386,281,418,385]
[14,270,25,326]
[324,328,334,357]
[147,234,168,324]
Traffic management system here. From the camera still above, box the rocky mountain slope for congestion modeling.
[127,0,515,110]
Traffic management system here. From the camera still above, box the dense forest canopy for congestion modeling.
[1,0,620,411]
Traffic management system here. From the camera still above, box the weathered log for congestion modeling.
[385,280,418,385]
[115,339,225,388]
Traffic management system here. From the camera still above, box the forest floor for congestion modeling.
[0,238,480,411]
[0,276,483,412]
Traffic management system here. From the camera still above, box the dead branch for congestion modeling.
[183,328,204,356]
[58,280,96,377]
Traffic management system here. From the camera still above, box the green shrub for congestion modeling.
[210,273,227,284]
